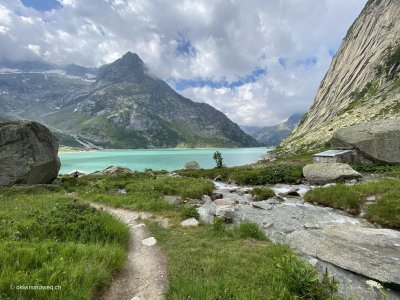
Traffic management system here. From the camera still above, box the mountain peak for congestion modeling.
[121,51,143,63]
[97,52,148,84]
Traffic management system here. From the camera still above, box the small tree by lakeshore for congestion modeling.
[213,151,223,168]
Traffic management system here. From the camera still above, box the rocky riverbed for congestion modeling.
[197,181,400,300]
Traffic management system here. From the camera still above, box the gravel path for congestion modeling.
[91,203,168,300]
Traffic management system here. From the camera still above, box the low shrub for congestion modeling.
[233,221,267,240]
[181,207,200,220]
[251,187,275,201]
[212,217,225,233]
[274,254,338,299]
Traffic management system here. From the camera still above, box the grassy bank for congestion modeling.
[177,164,303,185]
[60,172,214,213]
[147,219,338,299]
[304,178,400,228]
[0,185,130,299]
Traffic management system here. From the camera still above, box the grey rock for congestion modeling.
[287,226,400,286]
[202,195,212,202]
[302,222,321,230]
[210,192,223,200]
[216,205,235,222]
[214,198,237,206]
[102,166,133,174]
[164,195,182,204]
[279,187,301,197]
[303,163,361,184]
[141,237,157,246]
[213,175,223,181]
[182,161,200,170]
[251,201,274,210]
[265,199,281,205]
[0,121,60,185]
[331,119,400,164]
[180,218,199,227]
[262,222,274,229]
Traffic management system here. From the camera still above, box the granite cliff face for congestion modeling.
[0,52,258,148]
[280,0,400,154]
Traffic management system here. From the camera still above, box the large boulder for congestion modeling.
[303,163,361,184]
[182,161,200,170]
[0,121,60,185]
[102,166,133,174]
[331,119,400,164]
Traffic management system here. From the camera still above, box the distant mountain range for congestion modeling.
[242,113,303,147]
[0,52,259,149]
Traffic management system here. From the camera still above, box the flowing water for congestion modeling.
[59,147,270,174]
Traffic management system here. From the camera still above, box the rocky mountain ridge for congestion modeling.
[0,52,259,148]
[242,113,303,147]
[279,0,400,154]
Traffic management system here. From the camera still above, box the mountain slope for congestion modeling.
[0,52,259,148]
[242,113,303,146]
[279,0,400,154]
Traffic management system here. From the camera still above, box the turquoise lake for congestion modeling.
[59,147,270,174]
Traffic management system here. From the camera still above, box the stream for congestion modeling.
[197,181,400,299]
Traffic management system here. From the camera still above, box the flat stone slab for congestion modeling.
[287,226,400,285]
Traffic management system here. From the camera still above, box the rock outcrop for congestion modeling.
[0,121,60,185]
[279,0,400,154]
[102,166,134,174]
[331,119,400,164]
[303,163,361,184]
[182,161,200,170]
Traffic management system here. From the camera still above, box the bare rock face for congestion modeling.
[0,121,60,185]
[280,0,400,154]
[331,119,400,164]
[303,163,361,184]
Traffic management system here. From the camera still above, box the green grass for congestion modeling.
[177,164,303,185]
[304,178,400,228]
[181,206,200,220]
[251,186,275,201]
[350,163,400,174]
[146,220,338,299]
[366,191,400,228]
[59,173,214,213]
[0,241,126,300]
[0,185,130,299]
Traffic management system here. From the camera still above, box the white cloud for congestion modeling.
[0,0,367,126]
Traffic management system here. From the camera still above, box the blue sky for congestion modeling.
[20,0,62,11]
[0,0,367,126]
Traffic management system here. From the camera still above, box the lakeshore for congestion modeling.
[58,147,270,174]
